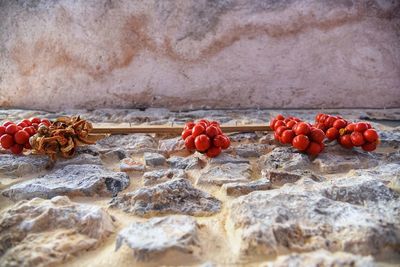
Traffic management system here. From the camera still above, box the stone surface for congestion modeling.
[197,163,252,186]
[0,196,115,267]
[234,143,273,158]
[96,134,157,154]
[110,178,221,216]
[2,1,399,110]
[263,170,323,187]
[208,153,250,165]
[0,154,49,177]
[116,215,199,261]
[119,158,145,172]
[262,250,375,267]
[2,164,130,201]
[258,147,311,172]
[222,178,271,196]
[167,156,202,170]
[54,153,102,168]
[143,169,187,186]
[158,137,186,154]
[312,145,380,174]
[144,152,166,167]
[226,186,400,258]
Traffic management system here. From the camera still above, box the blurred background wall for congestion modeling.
[0,0,399,111]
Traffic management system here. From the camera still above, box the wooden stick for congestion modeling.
[92,123,271,134]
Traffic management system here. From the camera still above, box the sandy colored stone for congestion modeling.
[2,164,130,201]
[0,196,115,267]
[222,178,271,196]
[197,163,252,186]
[96,134,157,154]
[143,169,187,186]
[116,215,200,261]
[262,250,375,267]
[0,154,49,177]
[110,178,221,217]
[258,147,311,172]
[226,188,400,258]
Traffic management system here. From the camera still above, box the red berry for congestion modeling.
[269,119,277,130]
[181,129,192,140]
[184,135,196,150]
[206,146,222,158]
[195,134,211,152]
[326,127,339,141]
[220,135,231,149]
[310,128,325,143]
[184,122,195,130]
[333,119,347,130]
[40,119,51,126]
[281,130,295,144]
[30,117,41,124]
[5,124,18,135]
[292,135,310,151]
[14,130,30,145]
[0,126,5,137]
[350,131,365,146]
[286,120,296,129]
[294,122,311,136]
[210,121,220,127]
[192,124,205,137]
[355,122,369,132]
[10,144,23,155]
[275,126,288,137]
[2,121,14,127]
[17,122,28,128]
[339,134,353,149]
[362,142,377,152]
[213,135,225,148]
[206,126,219,138]
[21,119,32,126]
[23,127,36,136]
[273,120,285,130]
[276,114,285,120]
[315,123,326,131]
[324,116,337,128]
[24,142,32,149]
[306,142,323,156]
[31,123,39,130]
[0,134,14,149]
[345,123,355,132]
[363,129,379,143]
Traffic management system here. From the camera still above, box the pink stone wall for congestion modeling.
[0,0,399,110]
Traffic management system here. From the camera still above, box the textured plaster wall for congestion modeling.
[0,0,399,111]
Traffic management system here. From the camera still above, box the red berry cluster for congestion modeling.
[181,119,231,158]
[270,114,325,156]
[315,114,379,152]
[0,117,51,154]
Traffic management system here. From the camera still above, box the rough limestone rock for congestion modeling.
[116,215,200,261]
[119,158,146,172]
[0,154,49,177]
[0,196,115,267]
[262,250,375,267]
[209,153,250,165]
[143,169,187,186]
[263,170,323,187]
[2,164,130,201]
[96,134,157,154]
[258,147,311,172]
[197,163,252,186]
[222,178,271,196]
[378,128,400,148]
[54,153,102,168]
[158,137,186,154]
[144,152,166,167]
[350,163,400,183]
[235,143,273,158]
[226,190,400,258]
[167,156,202,170]
[110,178,221,217]
[312,145,380,174]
